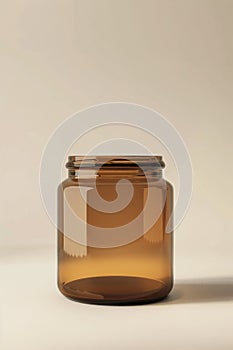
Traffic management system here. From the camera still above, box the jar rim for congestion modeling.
[66,155,165,169]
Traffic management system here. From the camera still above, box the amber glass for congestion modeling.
[57,156,173,305]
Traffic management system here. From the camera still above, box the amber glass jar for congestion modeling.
[57,156,173,305]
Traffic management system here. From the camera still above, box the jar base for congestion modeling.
[59,276,172,305]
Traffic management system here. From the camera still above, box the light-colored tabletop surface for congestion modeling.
[1,245,232,350]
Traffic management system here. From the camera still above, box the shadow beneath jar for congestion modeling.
[160,277,233,305]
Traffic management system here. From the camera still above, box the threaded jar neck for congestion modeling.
[66,156,165,179]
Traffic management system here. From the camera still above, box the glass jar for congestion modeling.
[57,156,173,305]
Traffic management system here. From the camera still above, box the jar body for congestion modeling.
[57,157,173,305]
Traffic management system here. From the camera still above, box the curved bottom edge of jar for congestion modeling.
[58,275,173,305]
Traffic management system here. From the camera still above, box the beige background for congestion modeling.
[0,1,233,349]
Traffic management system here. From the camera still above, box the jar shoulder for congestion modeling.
[165,179,173,191]
[58,177,173,191]
[58,178,78,191]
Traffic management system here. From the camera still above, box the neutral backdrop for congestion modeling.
[0,1,233,349]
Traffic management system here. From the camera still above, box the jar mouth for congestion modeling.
[66,155,165,170]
